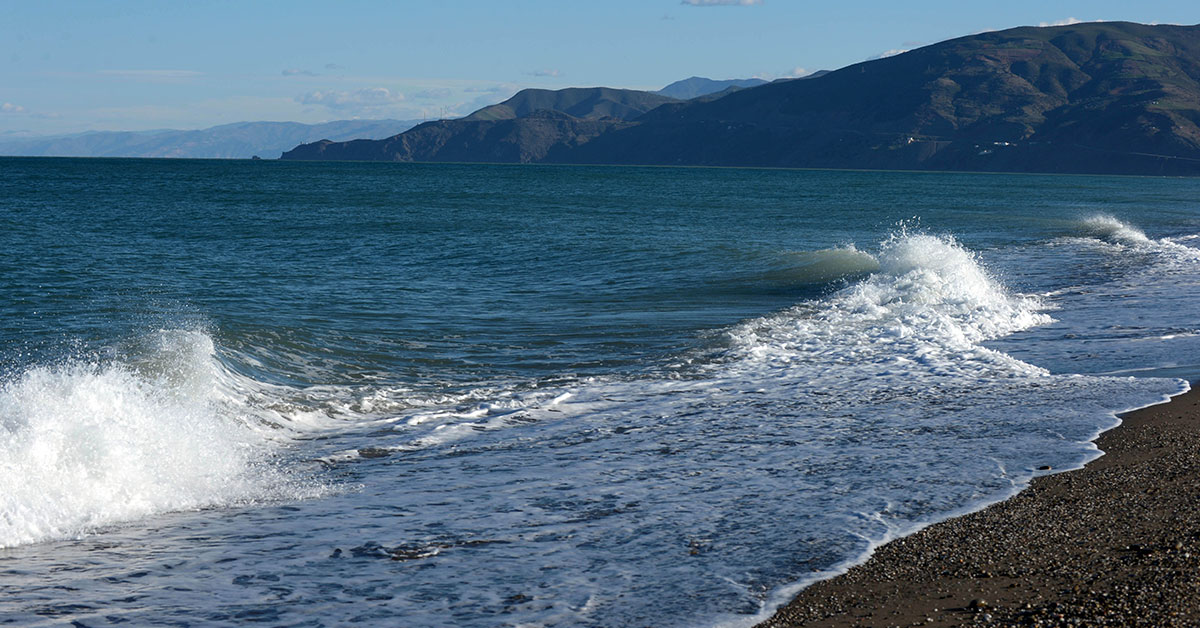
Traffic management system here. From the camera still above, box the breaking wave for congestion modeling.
[1072,214,1200,262]
[723,232,1051,378]
[0,329,326,548]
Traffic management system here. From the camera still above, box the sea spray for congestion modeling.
[1071,214,1200,263]
[0,329,322,548]
[1079,214,1155,246]
[720,233,1051,378]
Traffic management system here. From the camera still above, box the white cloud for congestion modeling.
[868,48,910,60]
[1039,17,1083,27]
[682,0,762,5]
[282,68,319,77]
[1,102,27,114]
[529,69,561,77]
[754,67,817,81]
[296,87,406,112]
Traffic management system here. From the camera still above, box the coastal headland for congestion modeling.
[757,385,1200,627]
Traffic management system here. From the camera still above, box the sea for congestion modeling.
[1,157,1198,627]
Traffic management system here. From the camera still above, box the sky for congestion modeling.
[0,0,1196,136]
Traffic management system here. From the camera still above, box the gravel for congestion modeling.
[756,386,1200,627]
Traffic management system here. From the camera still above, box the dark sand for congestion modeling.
[757,385,1200,627]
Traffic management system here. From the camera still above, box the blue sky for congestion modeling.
[1,0,1196,135]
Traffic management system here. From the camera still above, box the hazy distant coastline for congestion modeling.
[0,119,419,160]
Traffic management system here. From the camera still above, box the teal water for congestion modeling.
[1,158,1198,627]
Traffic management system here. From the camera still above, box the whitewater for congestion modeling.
[1,159,1198,627]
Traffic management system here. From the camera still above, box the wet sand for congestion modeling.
[757,385,1200,627]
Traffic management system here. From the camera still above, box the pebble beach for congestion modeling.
[757,385,1200,627]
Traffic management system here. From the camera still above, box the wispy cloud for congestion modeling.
[455,84,522,115]
[529,69,561,78]
[413,88,453,100]
[1,102,27,114]
[325,63,344,71]
[682,0,762,5]
[296,87,405,112]
[86,95,295,129]
[99,69,203,81]
[464,84,520,95]
[282,68,319,77]
[1039,17,1083,27]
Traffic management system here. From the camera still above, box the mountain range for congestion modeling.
[655,76,768,99]
[282,88,678,163]
[0,79,748,161]
[282,22,1200,176]
[0,119,419,159]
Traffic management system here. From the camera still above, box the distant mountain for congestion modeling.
[465,87,679,121]
[0,119,419,159]
[656,76,768,99]
[282,22,1200,176]
[565,21,1200,174]
[283,87,675,162]
[287,110,633,163]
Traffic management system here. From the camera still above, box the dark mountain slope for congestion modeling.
[561,21,1200,174]
[283,110,631,163]
[283,87,673,162]
[465,87,678,121]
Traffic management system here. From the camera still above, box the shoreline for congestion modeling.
[756,383,1200,627]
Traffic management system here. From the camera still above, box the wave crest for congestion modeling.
[1078,215,1152,246]
[0,329,323,549]
[1067,215,1200,267]
[767,246,881,284]
[726,232,1051,375]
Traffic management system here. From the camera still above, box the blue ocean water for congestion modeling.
[1,157,1198,627]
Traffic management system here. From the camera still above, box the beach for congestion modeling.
[757,385,1200,627]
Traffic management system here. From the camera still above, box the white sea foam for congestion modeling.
[722,232,1051,379]
[1079,214,1154,245]
[358,233,1064,458]
[0,329,324,548]
[1073,214,1200,262]
[394,231,1176,627]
